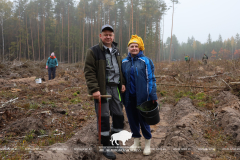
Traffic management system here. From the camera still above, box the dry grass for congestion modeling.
[1,59,240,159]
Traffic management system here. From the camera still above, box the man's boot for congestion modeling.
[101,135,116,159]
[110,131,125,154]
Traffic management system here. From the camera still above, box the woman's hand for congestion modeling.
[121,85,126,93]
[152,100,157,104]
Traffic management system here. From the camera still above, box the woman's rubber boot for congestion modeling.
[129,138,141,151]
[101,135,116,159]
[143,139,151,156]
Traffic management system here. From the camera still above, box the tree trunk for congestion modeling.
[159,15,161,62]
[75,40,76,63]
[37,10,40,61]
[120,17,123,52]
[1,17,4,62]
[68,1,70,63]
[162,15,164,62]
[72,36,74,63]
[157,18,160,62]
[61,8,64,62]
[94,14,96,45]
[129,14,130,40]
[86,23,89,53]
[118,18,121,49]
[131,0,133,35]
[30,17,35,61]
[114,9,116,36]
[26,17,30,60]
[108,6,110,23]
[19,9,21,61]
[91,8,93,47]
[144,17,146,49]
[98,3,101,43]
[100,2,102,31]
[43,11,46,60]
[79,12,82,63]
[82,3,85,63]
[169,1,174,63]
[136,9,138,35]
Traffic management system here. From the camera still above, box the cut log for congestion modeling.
[229,82,240,84]
[11,88,22,92]
[156,83,226,89]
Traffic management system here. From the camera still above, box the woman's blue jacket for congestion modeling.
[121,51,157,106]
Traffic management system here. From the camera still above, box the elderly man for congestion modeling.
[84,24,126,159]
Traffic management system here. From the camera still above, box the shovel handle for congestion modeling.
[87,95,112,98]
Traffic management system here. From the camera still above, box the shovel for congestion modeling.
[88,95,112,144]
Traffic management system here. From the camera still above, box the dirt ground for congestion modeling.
[1,59,240,160]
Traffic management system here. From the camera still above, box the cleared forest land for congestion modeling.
[1,59,240,160]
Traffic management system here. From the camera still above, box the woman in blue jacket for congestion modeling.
[122,35,157,156]
[46,52,58,80]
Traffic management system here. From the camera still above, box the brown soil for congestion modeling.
[1,59,240,159]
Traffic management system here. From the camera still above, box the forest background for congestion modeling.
[0,0,240,63]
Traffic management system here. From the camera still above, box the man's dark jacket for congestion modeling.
[84,41,125,96]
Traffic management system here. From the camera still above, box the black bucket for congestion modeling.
[137,101,160,125]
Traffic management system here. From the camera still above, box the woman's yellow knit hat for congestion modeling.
[128,35,145,51]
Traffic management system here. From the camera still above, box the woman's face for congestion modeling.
[128,43,140,57]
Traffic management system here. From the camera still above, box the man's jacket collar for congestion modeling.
[99,40,118,51]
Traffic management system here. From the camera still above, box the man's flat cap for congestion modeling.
[101,24,114,32]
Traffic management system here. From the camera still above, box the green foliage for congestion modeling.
[204,127,233,147]
[160,91,167,96]
[1,0,168,62]
[24,130,35,142]
[29,103,39,109]
[2,0,239,62]
[50,102,56,108]
[70,98,82,104]
[196,93,205,100]
[73,92,77,96]
[40,130,45,135]
[174,91,184,98]
[197,101,206,107]
[215,100,220,104]
[174,91,194,99]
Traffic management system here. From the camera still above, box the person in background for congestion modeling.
[202,54,208,65]
[46,52,58,80]
[84,24,126,159]
[121,35,157,156]
[185,55,190,63]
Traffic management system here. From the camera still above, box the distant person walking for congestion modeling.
[202,54,208,65]
[46,52,58,80]
[185,55,190,63]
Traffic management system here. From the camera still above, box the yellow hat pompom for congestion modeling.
[128,35,145,51]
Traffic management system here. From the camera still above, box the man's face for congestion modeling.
[99,30,114,47]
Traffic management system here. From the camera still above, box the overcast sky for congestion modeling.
[163,0,240,44]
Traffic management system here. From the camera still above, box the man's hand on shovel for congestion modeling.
[92,91,101,101]
[88,91,112,100]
